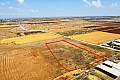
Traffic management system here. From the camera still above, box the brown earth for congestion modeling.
[0,20,119,80]
[103,28,120,34]
[94,22,120,34]
[94,27,118,31]
[0,38,112,80]
[0,46,64,80]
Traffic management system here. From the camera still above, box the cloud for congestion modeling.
[111,3,120,8]
[83,0,91,6]
[8,6,14,9]
[17,0,25,4]
[83,0,102,8]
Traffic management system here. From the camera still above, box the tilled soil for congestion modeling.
[0,46,64,80]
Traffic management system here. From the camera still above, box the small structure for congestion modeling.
[100,38,120,52]
[95,60,120,79]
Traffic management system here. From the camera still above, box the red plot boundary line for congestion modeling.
[45,39,103,72]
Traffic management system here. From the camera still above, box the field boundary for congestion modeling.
[45,39,104,72]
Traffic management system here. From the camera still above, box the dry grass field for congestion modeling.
[0,39,113,80]
[70,31,120,45]
[54,69,83,80]
[0,33,62,44]
[0,25,18,40]
[47,42,96,70]
[0,19,120,80]
[19,20,99,33]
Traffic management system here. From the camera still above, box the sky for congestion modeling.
[0,0,120,18]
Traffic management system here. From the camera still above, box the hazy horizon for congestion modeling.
[0,0,120,18]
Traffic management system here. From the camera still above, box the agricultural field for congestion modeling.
[0,46,64,80]
[57,28,95,36]
[0,25,18,40]
[16,20,99,33]
[46,40,97,70]
[70,31,120,45]
[95,22,120,34]
[0,18,120,80]
[0,33,62,44]
[54,53,120,80]
[0,38,115,80]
